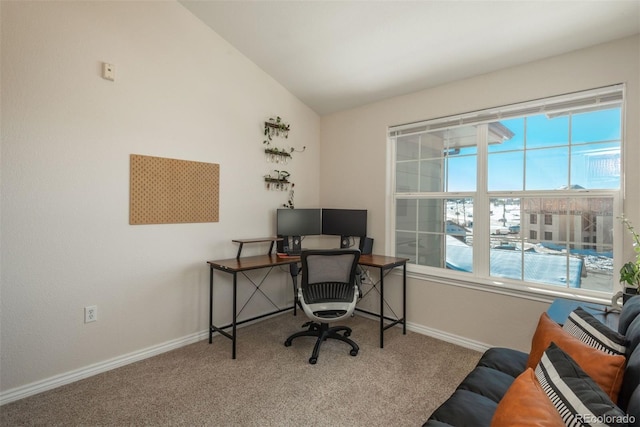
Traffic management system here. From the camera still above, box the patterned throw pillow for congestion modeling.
[535,343,628,427]
[563,307,627,356]
[527,312,626,402]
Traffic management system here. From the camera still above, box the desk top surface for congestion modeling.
[207,254,296,272]
[207,253,409,272]
[358,254,410,268]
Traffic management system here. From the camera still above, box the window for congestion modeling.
[389,85,624,297]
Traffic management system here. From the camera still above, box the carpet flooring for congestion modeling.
[1,314,481,426]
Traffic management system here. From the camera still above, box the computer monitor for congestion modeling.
[276,208,322,254]
[321,209,367,248]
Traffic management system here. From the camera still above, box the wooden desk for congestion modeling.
[207,253,409,358]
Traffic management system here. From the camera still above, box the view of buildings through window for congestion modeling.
[390,86,623,295]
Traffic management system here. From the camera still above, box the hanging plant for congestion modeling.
[263,116,290,144]
[264,147,292,164]
[283,183,295,209]
[264,170,291,191]
[262,115,305,162]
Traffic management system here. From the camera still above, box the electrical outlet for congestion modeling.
[84,305,97,323]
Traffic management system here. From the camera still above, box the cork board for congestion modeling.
[130,154,219,225]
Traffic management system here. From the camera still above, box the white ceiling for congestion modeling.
[179,0,640,115]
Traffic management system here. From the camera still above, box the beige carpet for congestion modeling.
[0,314,481,426]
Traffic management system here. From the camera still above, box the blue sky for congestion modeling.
[447,107,621,192]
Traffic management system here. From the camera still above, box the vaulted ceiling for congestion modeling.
[180,1,640,115]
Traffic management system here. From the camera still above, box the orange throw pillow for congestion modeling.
[491,368,564,427]
[527,312,626,402]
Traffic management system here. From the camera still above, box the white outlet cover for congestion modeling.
[84,305,97,323]
[102,63,115,81]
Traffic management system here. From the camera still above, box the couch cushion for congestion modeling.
[422,421,453,427]
[527,312,626,402]
[626,386,640,425]
[426,389,497,427]
[624,315,640,358]
[491,368,564,427]
[477,347,528,378]
[619,344,640,411]
[457,366,516,403]
[619,295,640,336]
[563,307,627,355]
[535,343,627,426]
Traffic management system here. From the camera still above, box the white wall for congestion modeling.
[320,35,640,352]
[1,1,320,395]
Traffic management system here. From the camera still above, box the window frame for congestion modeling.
[386,85,626,302]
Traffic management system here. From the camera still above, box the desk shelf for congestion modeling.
[232,237,283,259]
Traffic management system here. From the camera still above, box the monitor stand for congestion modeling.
[340,235,351,249]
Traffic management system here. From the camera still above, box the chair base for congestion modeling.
[284,321,359,364]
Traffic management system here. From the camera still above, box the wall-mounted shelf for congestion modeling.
[264,176,291,191]
[264,148,292,164]
[264,117,290,141]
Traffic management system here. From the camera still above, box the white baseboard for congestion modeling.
[2,314,490,406]
[405,321,491,353]
[0,329,209,406]
[355,311,491,353]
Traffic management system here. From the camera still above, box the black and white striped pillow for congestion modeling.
[563,307,627,356]
[535,343,627,427]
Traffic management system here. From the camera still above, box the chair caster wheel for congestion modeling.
[284,341,292,347]
[350,349,358,357]
[309,357,317,364]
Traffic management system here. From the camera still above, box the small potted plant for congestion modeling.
[620,216,640,302]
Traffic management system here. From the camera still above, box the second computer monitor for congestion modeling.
[321,209,367,248]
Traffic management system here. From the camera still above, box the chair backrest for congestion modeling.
[300,249,361,304]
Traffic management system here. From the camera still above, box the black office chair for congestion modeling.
[284,249,361,364]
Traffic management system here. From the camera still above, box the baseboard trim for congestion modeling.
[2,313,490,406]
[354,311,491,353]
[406,321,491,353]
[0,329,209,406]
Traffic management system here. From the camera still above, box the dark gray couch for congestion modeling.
[424,296,640,426]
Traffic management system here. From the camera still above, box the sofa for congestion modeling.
[424,296,640,426]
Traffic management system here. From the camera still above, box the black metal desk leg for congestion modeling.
[379,267,384,348]
[290,263,299,316]
[232,272,237,359]
[209,266,214,344]
[403,263,407,334]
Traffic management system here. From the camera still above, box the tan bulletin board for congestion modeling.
[130,154,219,225]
